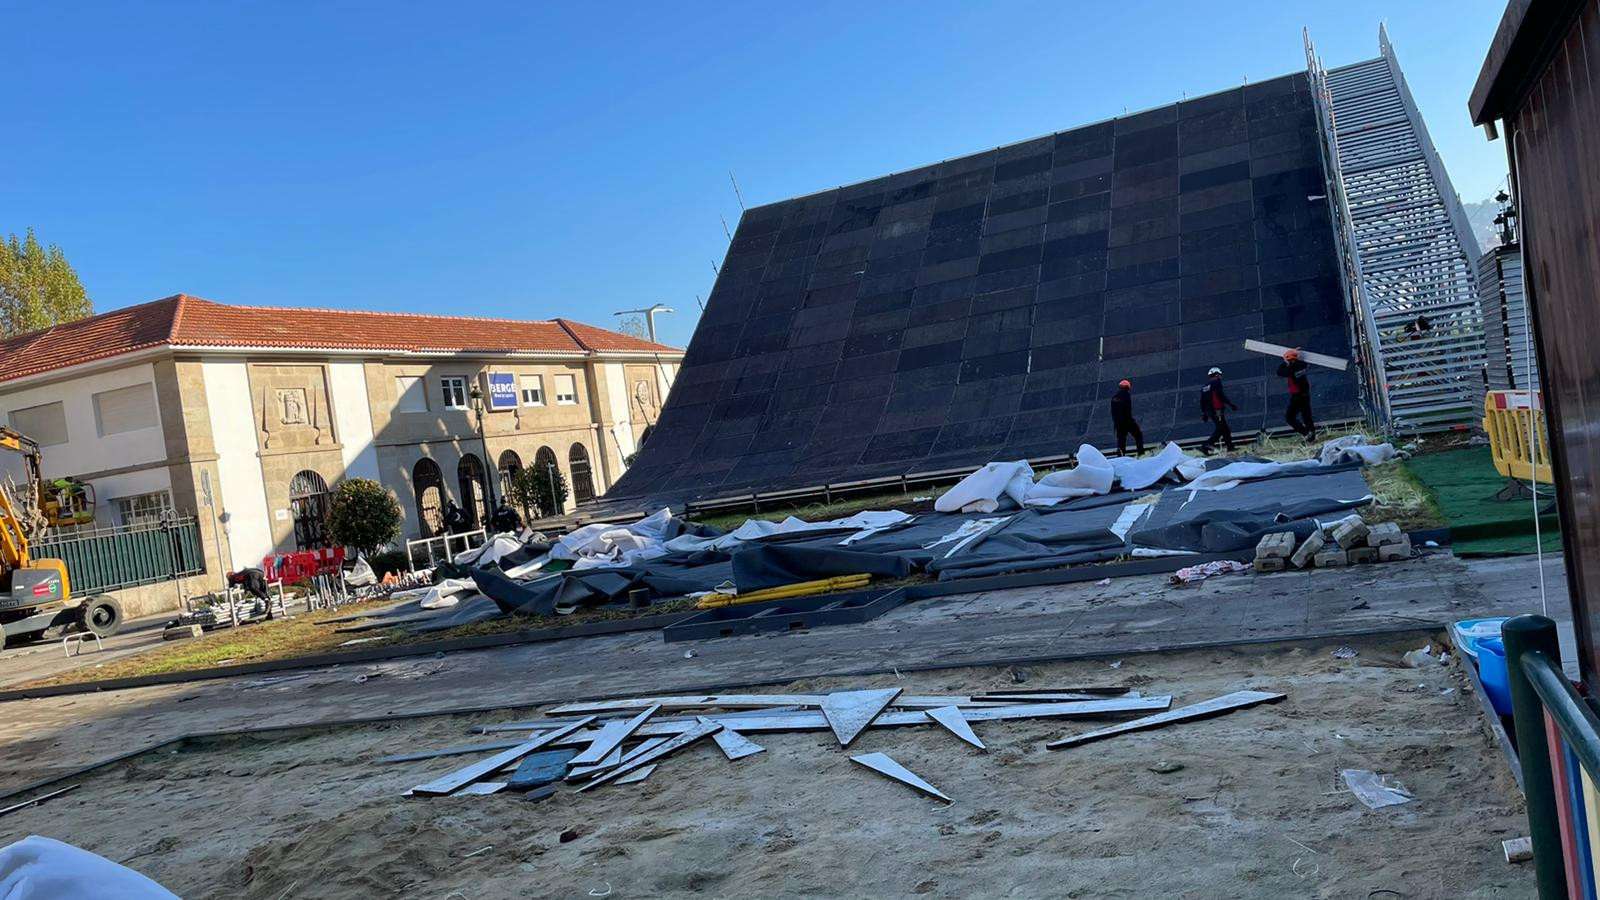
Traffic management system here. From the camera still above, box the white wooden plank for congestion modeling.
[1243,339,1350,371]
[410,716,595,796]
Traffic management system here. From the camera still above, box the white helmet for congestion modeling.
[1207,367,1222,376]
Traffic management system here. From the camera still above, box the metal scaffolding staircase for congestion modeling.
[1309,26,1487,433]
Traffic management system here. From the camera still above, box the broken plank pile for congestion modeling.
[383,685,1286,804]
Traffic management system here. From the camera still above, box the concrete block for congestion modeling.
[163,624,203,641]
[1348,546,1378,564]
[1290,531,1325,569]
[1367,522,1405,547]
[1255,532,1296,560]
[1254,557,1287,573]
[1378,537,1413,562]
[1332,518,1370,549]
[1313,547,1349,568]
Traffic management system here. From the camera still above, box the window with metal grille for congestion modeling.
[115,490,172,526]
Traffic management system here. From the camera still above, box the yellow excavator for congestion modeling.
[0,427,119,650]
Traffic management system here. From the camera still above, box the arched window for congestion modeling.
[497,450,524,516]
[497,449,523,483]
[458,453,487,527]
[413,458,444,537]
[569,443,595,504]
[288,469,331,550]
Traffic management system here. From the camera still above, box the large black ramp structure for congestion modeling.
[611,72,1361,509]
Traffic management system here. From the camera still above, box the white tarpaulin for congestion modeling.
[936,443,1192,511]
[665,510,911,553]
[418,578,477,609]
[1109,442,1190,490]
[1319,434,1402,467]
[935,461,1035,514]
[0,835,177,899]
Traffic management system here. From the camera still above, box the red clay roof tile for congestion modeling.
[0,294,679,386]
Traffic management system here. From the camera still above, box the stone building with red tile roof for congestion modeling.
[0,295,681,612]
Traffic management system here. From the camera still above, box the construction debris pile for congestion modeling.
[1253,514,1413,572]
[386,686,1287,804]
[328,435,1405,638]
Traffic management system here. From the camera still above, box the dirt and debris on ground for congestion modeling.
[2,632,1528,898]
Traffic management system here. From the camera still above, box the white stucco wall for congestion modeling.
[200,360,274,571]
[0,362,172,523]
[657,362,678,404]
[327,361,380,482]
[603,363,636,464]
[0,362,167,478]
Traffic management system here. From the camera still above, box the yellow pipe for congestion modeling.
[695,574,872,609]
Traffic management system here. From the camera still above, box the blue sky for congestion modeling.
[6,1,1511,350]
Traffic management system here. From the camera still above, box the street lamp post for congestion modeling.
[613,303,673,343]
[468,384,497,522]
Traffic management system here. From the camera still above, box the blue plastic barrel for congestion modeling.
[1478,637,1512,716]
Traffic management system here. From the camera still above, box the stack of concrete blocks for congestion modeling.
[1254,532,1297,572]
[1255,515,1413,573]
[1367,521,1411,561]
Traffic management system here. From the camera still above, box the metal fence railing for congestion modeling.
[1503,615,1600,898]
[405,528,486,572]
[32,514,206,594]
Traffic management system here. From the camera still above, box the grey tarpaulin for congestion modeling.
[1130,467,1373,553]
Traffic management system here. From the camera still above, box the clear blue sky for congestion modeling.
[6,0,1511,350]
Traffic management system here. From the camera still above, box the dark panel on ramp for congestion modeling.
[612,73,1361,507]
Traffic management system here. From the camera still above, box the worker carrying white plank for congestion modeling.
[1277,349,1318,442]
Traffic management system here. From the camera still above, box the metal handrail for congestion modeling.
[1503,614,1600,898]
[1524,651,1600,778]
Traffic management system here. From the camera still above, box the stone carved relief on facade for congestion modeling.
[250,364,335,452]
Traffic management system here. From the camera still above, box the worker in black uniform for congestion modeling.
[442,501,468,535]
[1278,349,1317,442]
[490,500,522,535]
[1109,379,1144,457]
[227,568,275,620]
[1199,366,1238,455]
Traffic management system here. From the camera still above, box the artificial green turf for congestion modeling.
[1404,447,1561,556]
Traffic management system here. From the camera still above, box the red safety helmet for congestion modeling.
[1284,349,1300,361]
[1118,379,1131,389]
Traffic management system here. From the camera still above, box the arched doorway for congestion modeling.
[569,443,595,504]
[533,446,563,516]
[413,459,444,537]
[458,454,487,527]
[498,450,524,515]
[288,470,331,550]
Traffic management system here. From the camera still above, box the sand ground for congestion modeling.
[0,632,1532,899]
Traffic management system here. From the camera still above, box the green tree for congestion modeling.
[0,229,94,337]
[326,478,403,558]
[615,315,649,340]
[506,464,569,520]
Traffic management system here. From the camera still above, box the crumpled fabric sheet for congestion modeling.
[1182,459,1328,491]
[1319,434,1403,467]
[418,577,477,609]
[935,461,1035,513]
[454,534,526,568]
[663,510,911,553]
[937,443,1192,511]
[925,505,1130,580]
[1168,559,1253,583]
[0,835,177,899]
[729,544,913,592]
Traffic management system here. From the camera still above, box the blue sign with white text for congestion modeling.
[486,373,517,410]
